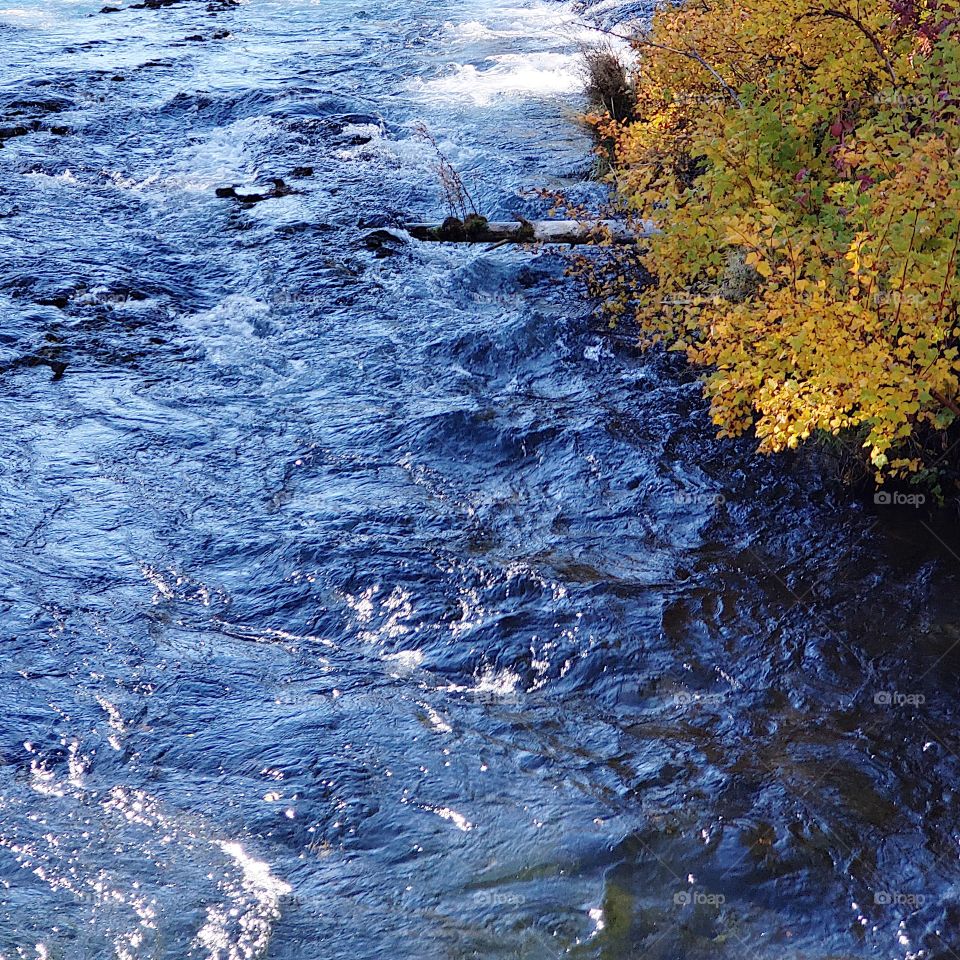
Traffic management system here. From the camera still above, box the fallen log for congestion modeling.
[403,216,656,245]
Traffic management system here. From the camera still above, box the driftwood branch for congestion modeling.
[362,218,658,256]
[403,218,656,245]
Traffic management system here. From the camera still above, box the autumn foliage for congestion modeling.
[587,0,960,482]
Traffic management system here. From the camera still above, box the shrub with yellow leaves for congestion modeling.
[587,0,960,484]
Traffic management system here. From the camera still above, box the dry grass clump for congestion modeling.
[582,46,635,121]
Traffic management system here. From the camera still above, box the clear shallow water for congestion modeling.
[1,1,960,958]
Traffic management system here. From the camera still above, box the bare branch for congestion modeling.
[414,123,479,220]
[799,8,900,92]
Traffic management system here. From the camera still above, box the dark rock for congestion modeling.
[38,295,70,309]
[363,229,407,258]
[4,97,70,115]
[233,189,269,203]
[268,177,294,196]
[276,222,334,236]
[17,354,68,379]
[0,125,32,142]
[215,178,297,204]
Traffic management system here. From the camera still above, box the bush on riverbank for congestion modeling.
[586,0,960,484]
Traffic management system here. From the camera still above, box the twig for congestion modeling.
[930,388,960,418]
[414,123,479,219]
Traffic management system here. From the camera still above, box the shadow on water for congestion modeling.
[0,0,959,958]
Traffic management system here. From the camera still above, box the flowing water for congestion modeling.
[1,1,960,958]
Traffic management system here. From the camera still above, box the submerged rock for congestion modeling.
[0,124,35,142]
[4,353,68,380]
[362,228,407,257]
[215,178,297,204]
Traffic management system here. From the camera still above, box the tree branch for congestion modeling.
[929,388,960,419]
[579,20,744,108]
[800,9,900,92]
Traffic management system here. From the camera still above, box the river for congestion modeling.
[1,1,959,958]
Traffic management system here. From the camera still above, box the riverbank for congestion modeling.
[582,0,960,497]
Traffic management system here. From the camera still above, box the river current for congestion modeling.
[1,1,959,958]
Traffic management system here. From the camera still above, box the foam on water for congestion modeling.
[441,4,611,41]
[413,51,584,106]
[0,6,57,28]
[178,295,273,367]
[418,1,633,106]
